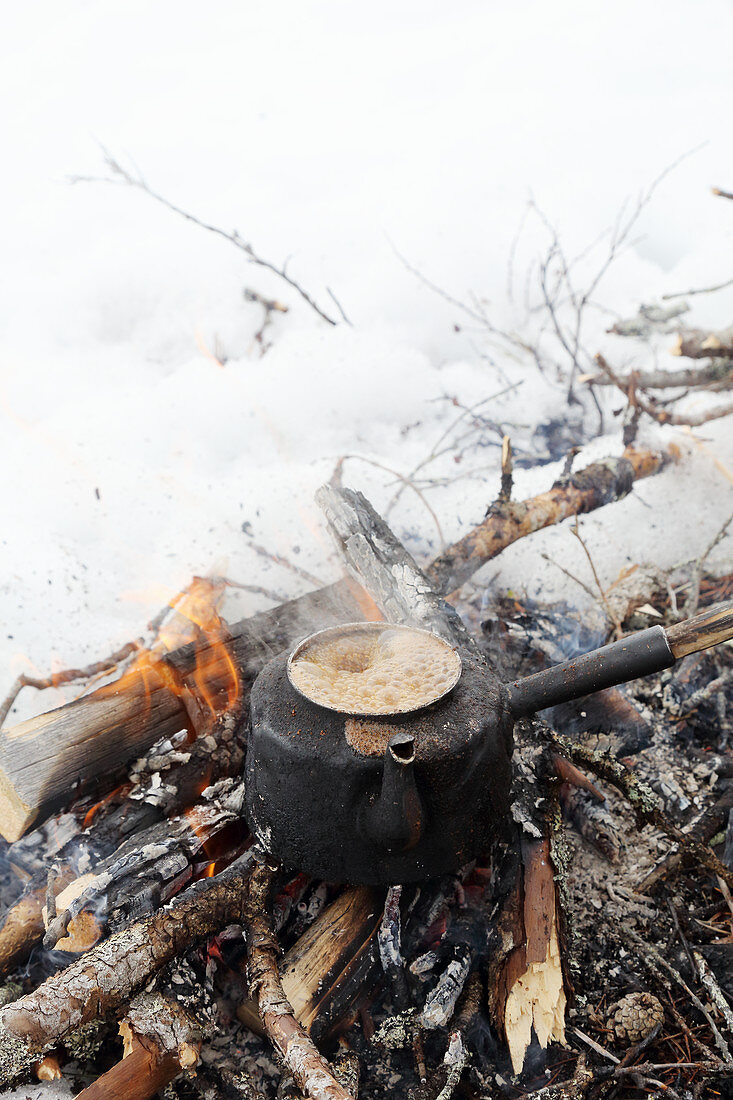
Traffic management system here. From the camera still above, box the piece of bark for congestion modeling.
[0,852,254,1088]
[244,859,354,1100]
[238,885,383,1041]
[426,446,669,595]
[672,326,733,359]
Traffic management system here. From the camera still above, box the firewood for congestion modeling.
[426,446,669,595]
[0,662,189,841]
[238,884,383,1041]
[244,859,355,1100]
[0,446,670,842]
[78,991,202,1100]
[43,779,247,949]
[497,836,567,1074]
[0,851,254,1089]
[671,325,733,359]
[315,485,481,658]
[0,583,363,843]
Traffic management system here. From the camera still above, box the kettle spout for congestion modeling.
[362,733,424,852]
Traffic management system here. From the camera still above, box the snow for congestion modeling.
[1,0,732,725]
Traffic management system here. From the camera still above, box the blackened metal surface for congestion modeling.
[507,624,674,717]
[246,650,513,884]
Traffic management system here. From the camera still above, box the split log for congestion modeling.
[496,836,567,1074]
[238,884,383,1040]
[0,851,254,1089]
[672,326,733,359]
[244,859,354,1100]
[0,662,189,841]
[425,446,669,595]
[78,991,201,1100]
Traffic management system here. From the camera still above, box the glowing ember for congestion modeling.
[288,622,461,715]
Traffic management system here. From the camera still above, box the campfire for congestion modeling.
[0,444,732,1100]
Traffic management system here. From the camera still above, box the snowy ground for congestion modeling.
[1,0,732,725]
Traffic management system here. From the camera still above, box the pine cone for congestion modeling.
[607,991,664,1045]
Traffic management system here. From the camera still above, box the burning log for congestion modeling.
[238,884,383,1041]
[0,662,189,841]
[0,708,246,976]
[43,778,248,949]
[0,851,254,1089]
[426,445,669,595]
[244,859,355,1100]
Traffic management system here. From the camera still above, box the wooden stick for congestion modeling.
[0,853,253,1089]
[77,1036,184,1100]
[425,446,669,595]
[245,860,354,1100]
[238,884,383,1041]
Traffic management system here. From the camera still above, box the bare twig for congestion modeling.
[571,517,624,639]
[244,858,354,1100]
[594,353,733,427]
[0,640,141,730]
[72,149,340,326]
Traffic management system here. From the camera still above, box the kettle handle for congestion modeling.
[507,598,733,718]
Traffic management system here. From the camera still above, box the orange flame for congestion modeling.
[99,575,241,737]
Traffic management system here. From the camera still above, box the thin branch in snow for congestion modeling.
[71,148,341,327]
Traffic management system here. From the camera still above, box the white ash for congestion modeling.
[420,952,471,1029]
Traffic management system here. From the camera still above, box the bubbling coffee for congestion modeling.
[288,623,461,715]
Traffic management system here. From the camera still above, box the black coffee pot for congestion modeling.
[246,601,733,884]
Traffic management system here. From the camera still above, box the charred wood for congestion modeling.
[0,851,254,1088]
[0,708,246,976]
[43,777,248,948]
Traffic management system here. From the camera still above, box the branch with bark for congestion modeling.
[0,852,254,1089]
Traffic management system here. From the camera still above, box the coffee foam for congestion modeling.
[289,625,460,714]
